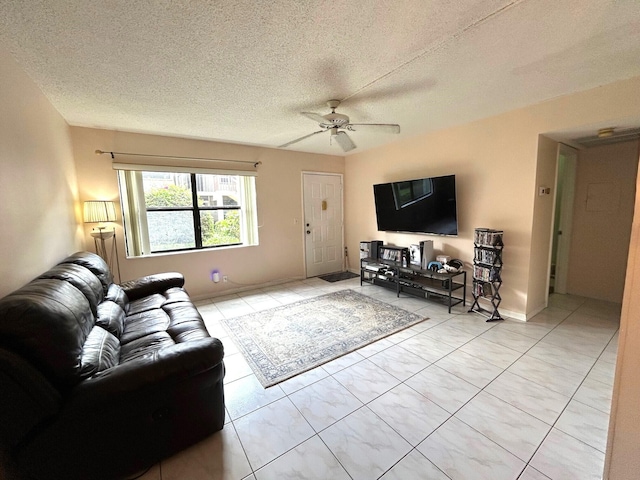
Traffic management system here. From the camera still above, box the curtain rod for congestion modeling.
[95,150,262,168]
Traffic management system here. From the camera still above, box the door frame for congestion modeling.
[301,171,345,278]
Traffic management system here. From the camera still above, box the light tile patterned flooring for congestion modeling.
[140,277,619,480]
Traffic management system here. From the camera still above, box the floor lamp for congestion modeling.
[83,200,121,283]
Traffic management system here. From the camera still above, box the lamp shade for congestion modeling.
[83,201,117,223]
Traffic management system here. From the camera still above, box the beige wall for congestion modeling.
[0,48,81,297]
[527,135,560,313]
[345,75,640,319]
[567,141,639,303]
[345,117,538,318]
[71,127,344,299]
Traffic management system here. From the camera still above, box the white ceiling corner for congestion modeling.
[1,0,639,155]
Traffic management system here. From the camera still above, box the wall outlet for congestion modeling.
[223,275,228,283]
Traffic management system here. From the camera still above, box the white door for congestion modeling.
[303,173,344,277]
[552,144,578,294]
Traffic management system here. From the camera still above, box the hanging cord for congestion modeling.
[345,246,350,272]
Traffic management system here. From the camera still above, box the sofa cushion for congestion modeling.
[126,287,191,316]
[164,302,211,343]
[80,326,120,378]
[96,301,125,338]
[38,263,104,316]
[60,252,113,295]
[120,272,185,301]
[119,332,175,363]
[105,283,129,311]
[121,309,170,345]
[120,298,211,364]
[0,279,95,389]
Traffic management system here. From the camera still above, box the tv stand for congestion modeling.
[360,257,466,313]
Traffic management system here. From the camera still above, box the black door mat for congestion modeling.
[318,271,360,283]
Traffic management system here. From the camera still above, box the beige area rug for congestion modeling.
[220,289,428,387]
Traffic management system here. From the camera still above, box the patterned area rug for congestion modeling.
[221,289,427,387]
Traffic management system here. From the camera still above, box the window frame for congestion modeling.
[117,169,257,257]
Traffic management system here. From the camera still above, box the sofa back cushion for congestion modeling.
[96,301,125,338]
[60,251,113,295]
[80,326,121,378]
[106,283,129,312]
[38,263,104,316]
[0,279,95,389]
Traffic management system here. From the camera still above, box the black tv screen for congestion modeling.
[373,174,458,235]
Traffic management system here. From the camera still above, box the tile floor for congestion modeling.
[139,277,619,480]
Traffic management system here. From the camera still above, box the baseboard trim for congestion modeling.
[191,276,306,301]
[500,308,527,322]
[524,303,547,321]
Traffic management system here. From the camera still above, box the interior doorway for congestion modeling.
[548,139,639,303]
[302,172,344,278]
[550,144,578,294]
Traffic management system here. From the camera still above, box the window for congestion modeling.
[117,170,258,256]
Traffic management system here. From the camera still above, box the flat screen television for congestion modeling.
[373,174,458,235]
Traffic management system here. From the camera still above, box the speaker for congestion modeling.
[370,240,383,260]
[420,240,434,269]
[359,241,370,259]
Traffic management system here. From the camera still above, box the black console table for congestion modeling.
[360,258,466,313]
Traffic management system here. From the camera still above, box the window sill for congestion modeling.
[125,242,259,260]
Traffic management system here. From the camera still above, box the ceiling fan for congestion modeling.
[279,100,401,152]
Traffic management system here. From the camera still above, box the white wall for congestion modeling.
[0,47,81,297]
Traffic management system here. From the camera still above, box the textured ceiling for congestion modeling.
[1,0,640,155]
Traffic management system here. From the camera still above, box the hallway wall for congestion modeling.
[567,140,640,303]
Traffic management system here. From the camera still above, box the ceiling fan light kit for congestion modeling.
[280,100,400,152]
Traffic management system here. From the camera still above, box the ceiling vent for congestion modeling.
[574,127,640,148]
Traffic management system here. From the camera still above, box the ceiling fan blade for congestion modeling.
[279,130,326,148]
[301,112,328,124]
[334,131,356,152]
[346,123,401,134]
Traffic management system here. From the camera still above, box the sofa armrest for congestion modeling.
[119,272,185,301]
[72,337,223,401]
[0,349,61,446]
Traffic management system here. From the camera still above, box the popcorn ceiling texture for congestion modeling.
[1,0,639,155]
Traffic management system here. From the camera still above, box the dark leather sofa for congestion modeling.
[0,252,225,480]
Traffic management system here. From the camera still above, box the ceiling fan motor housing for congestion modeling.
[322,112,349,127]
